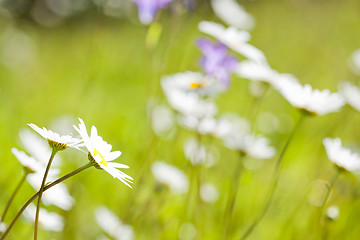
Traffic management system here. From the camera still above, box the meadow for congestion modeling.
[1,0,360,239]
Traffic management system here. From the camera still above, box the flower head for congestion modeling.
[197,38,237,87]
[323,138,360,172]
[132,0,173,25]
[28,123,83,151]
[198,21,266,65]
[234,60,280,85]
[73,118,133,188]
[23,203,64,232]
[339,82,360,111]
[210,0,254,30]
[95,206,134,240]
[327,205,339,220]
[11,148,43,173]
[151,161,188,194]
[200,183,219,203]
[275,78,345,116]
[184,138,214,166]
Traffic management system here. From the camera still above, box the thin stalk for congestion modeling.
[1,173,27,223]
[1,163,92,240]
[34,149,57,240]
[319,169,340,222]
[240,113,305,240]
[223,152,244,238]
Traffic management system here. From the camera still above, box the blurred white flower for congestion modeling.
[95,206,134,240]
[74,118,133,188]
[339,82,360,111]
[151,161,188,194]
[27,173,75,211]
[224,132,275,159]
[23,203,64,232]
[349,49,360,75]
[161,75,217,119]
[275,78,345,115]
[28,123,83,151]
[198,21,266,64]
[0,222,6,233]
[184,138,214,166]
[234,60,279,85]
[11,148,43,173]
[323,138,360,172]
[200,183,219,203]
[327,205,339,220]
[19,129,62,167]
[150,104,175,137]
[211,0,254,30]
[178,222,197,240]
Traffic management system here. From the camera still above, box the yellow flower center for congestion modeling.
[190,82,204,89]
[94,148,108,167]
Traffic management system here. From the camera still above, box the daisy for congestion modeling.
[151,161,188,194]
[95,206,134,240]
[11,148,43,173]
[73,118,133,188]
[183,138,214,166]
[210,0,254,30]
[198,21,266,65]
[28,123,83,151]
[339,82,360,111]
[274,78,345,116]
[23,203,64,232]
[323,138,360,172]
[234,60,280,85]
[161,71,223,96]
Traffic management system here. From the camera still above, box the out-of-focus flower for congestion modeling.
[178,222,197,240]
[224,132,275,159]
[74,118,133,187]
[349,49,360,75]
[27,172,75,210]
[184,138,214,166]
[327,205,339,220]
[151,161,188,194]
[197,38,237,87]
[23,203,64,232]
[323,138,360,172]
[234,60,279,85]
[200,183,219,203]
[161,73,218,119]
[0,222,6,233]
[132,0,173,25]
[11,148,43,173]
[28,123,83,151]
[95,206,134,240]
[211,0,254,30]
[339,82,360,111]
[19,129,62,167]
[275,78,345,116]
[199,21,266,65]
[149,103,175,137]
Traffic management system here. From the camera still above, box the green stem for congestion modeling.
[319,169,340,222]
[240,113,305,240]
[224,152,244,238]
[1,163,92,240]
[34,149,57,240]
[1,173,27,223]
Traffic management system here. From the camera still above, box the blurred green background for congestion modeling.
[1,0,360,239]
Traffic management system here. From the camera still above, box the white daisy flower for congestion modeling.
[211,0,254,30]
[151,161,188,194]
[198,21,266,64]
[234,60,280,85]
[11,148,43,173]
[200,183,219,203]
[339,82,360,111]
[23,203,64,232]
[224,132,276,159]
[28,123,83,151]
[184,138,214,166]
[95,206,134,240]
[27,173,74,211]
[73,118,133,188]
[161,71,223,96]
[275,78,345,116]
[323,138,360,172]
[326,205,339,220]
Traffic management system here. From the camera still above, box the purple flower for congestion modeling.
[197,38,237,88]
[132,0,173,25]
